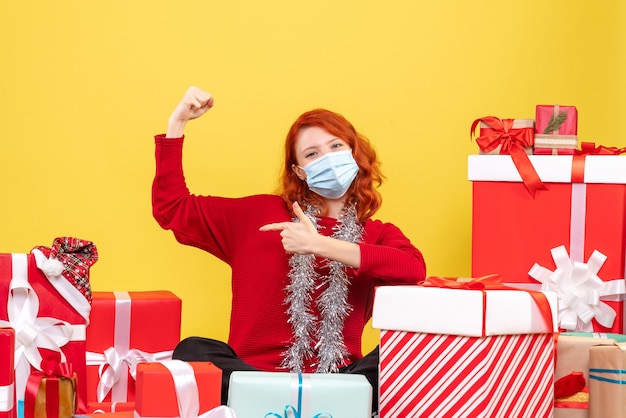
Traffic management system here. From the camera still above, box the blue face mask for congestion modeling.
[301,150,359,199]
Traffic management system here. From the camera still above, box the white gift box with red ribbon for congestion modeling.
[372,284,558,418]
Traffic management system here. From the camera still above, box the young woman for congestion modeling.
[152,86,426,411]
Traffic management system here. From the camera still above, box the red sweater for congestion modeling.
[152,135,426,372]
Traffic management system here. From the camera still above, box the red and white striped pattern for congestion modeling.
[379,330,554,418]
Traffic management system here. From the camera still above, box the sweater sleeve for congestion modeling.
[151,134,235,263]
[357,221,426,285]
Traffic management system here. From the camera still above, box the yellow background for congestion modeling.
[1,1,624,352]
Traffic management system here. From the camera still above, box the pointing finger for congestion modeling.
[259,222,289,232]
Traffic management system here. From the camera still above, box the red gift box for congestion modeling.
[469,154,626,333]
[0,329,16,418]
[0,253,88,410]
[536,105,578,136]
[535,105,579,156]
[134,361,221,418]
[85,291,181,403]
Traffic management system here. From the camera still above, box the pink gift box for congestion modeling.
[536,105,578,136]
[0,329,16,418]
[372,285,558,418]
[85,291,182,404]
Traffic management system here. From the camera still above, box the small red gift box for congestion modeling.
[536,105,578,136]
[134,361,221,418]
[0,253,89,410]
[535,105,578,155]
[23,360,78,418]
[0,329,16,418]
[85,291,181,404]
[469,154,626,333]
[474,118,534,155]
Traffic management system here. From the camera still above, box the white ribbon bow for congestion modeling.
[87,347,173,402]
[133,360,237,418]
[528,245,626,331]
[0,253,75,400]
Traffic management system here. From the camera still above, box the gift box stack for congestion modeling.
[0,237,230,418]
[2,237,371,418]
[469,106,626,416]
[372,277,559,418]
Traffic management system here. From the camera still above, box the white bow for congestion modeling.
[0,254,75,400]
[87,347,173,402]
[529,245,626,331]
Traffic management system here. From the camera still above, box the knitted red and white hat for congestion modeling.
[32,237,99,323]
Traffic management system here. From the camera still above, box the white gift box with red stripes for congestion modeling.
[372,285,559,418]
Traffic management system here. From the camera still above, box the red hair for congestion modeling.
[278,108,384,222]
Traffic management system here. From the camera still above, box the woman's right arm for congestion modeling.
[153,87,233,259]
[166,86,214,138]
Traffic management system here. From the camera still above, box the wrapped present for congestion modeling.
[588,341,626,417]
[23,359,78,418]
[556,334,617,381]
[471,116,545,196]
[371,277,558,418]
[228,371,372,418]
[134,361,221,418]
[1,329,16,418]
[473,118,534,155]
[536,104,578,136]
[469,154,626,332]
[0,238,98,413]
[535,105,579,158]
[553,334,611,418]
[85,291,181,404]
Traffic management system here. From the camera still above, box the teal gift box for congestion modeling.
[227,371,372,418]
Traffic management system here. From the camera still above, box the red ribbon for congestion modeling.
[554,371,586,400]
[577,142,626,156]
[471,117,548,197]
[420,275,554,337]
[24,357,77,418]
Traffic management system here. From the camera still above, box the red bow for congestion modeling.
[554,371,586,399]
[471,117,547,197]
[577,142,626,155]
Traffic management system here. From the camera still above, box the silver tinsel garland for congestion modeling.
[281,203,363,373]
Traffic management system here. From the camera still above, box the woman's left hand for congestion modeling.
[259,202,320,254]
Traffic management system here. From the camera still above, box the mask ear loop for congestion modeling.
[291,163,307,181]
